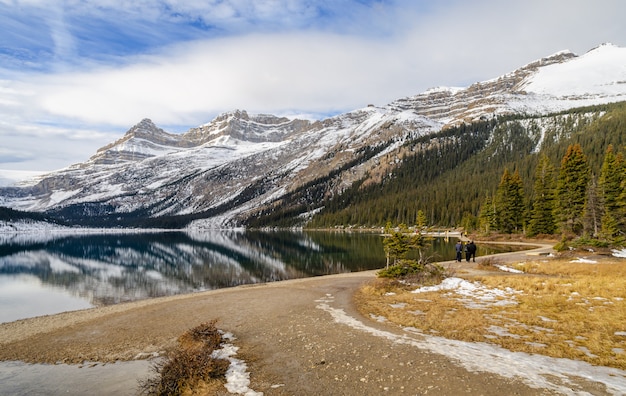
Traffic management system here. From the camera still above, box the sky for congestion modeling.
[0,0,625,177]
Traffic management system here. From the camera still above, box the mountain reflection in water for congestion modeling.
[0,230,521,323]
[0,230,387,323]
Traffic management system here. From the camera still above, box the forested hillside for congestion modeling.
[306,102,626,230]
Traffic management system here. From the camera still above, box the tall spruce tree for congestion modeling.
[583,175,601,237]
[618,177,626,242]
[556,144,590,236]
[478,194,497,234]
[528,155,556,236]
[598,145,625,240]
[495,168,525,233]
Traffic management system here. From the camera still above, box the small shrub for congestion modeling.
[139,320,230,396]
[378,258,449,284]
[477,256,503,269]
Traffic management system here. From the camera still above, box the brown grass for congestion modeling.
[139,320,229,396]
[355,257,626,369]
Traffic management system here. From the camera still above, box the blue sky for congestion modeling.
[0,0,625,176]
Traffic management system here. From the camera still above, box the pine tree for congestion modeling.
[479,194,497,234]
[598,145,625,240]
[413,210,431,264]
[495,168,525,233]
[382,222,411,268]
[618,177,626,242]
[416,210,427,230]
[510,169,526,232]
[555,144,590,236]
[528,155,556,236]
[583,175,601,237]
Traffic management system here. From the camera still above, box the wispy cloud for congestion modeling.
[1,0,625,172]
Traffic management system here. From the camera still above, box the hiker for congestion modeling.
[455,240,463,262]
[466,240,477,262]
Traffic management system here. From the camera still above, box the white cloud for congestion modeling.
[1,0,626,172]
[27,32,417,127]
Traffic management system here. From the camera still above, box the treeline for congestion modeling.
[307,102,626,238]
[0,206,63,224]
[481,143,626,244]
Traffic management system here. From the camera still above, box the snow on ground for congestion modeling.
[570,257,599,264]
[613,249,626,258]
[495,265,524,273]
[211,332,262,396]
[411,277,521,308]
[316,285,626,395]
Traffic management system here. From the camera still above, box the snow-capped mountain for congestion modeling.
[1,43,626,228]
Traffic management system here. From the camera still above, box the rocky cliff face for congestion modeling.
[1,44,625,228]
[390,50,579,125]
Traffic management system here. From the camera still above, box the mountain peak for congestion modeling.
[86,119,182,165]
[213,109,250,123]
[124,118,165,138]
[184,109,311,144]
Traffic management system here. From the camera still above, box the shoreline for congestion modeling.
[0,240,555,347]
[6,241,626,395]
[0,269,380,353]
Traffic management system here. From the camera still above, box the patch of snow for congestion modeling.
[495,265,524,273]
[48,189,81,206]
[423,86,465,95]
[370,314,387,323]
[612,249,626,258]
[570,257,598,264]
[486,325,521,339]
[316,295,626,395]
[211,332,262,396]
[410,277,521,309]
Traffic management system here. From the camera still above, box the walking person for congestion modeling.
[455,240,463,262]
[466,240,477,262]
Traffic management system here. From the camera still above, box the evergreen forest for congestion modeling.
[306,102,626,244]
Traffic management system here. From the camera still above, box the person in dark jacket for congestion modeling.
[466,241,477,262]
[455,240,463,262]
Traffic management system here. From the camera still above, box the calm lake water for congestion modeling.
[0,230,519,323]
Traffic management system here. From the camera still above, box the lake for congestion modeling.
[0,230,518,323]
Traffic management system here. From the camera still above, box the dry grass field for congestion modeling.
[355,256,626,370]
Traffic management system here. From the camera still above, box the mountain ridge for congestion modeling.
[1,43,626,228]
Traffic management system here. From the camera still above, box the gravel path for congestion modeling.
[1,242,600,395]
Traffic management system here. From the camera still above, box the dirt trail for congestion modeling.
[0,242,583,395]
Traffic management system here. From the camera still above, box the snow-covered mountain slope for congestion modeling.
[390,43,625,125]
[2,43,626,228]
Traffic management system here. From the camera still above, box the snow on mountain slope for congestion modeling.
[0,106,440,226]
[524,44,626,97]
[1,44,626,227]
[391,43,626,125]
